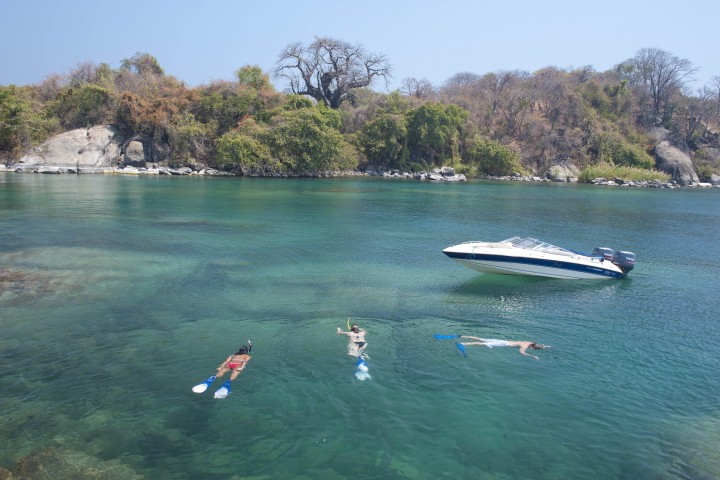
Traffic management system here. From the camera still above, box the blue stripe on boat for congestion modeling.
[443,251,625,278]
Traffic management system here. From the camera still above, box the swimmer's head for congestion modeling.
[351,324,360,333]
[237,346,249,355]
[530,343,545,350]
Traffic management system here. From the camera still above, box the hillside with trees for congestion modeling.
[1,39,719,183]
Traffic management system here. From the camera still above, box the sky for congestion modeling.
[2,0,718,93]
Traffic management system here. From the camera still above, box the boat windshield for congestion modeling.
[501,237,576,256]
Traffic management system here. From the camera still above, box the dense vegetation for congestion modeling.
[1,42,719,181]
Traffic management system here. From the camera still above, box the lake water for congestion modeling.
[1,174,719,479]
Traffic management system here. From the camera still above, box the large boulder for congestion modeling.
[546,161,579,182]
[15,125,123,173]
[647,126,700,186]
[653,141,699,186]
[123,140,146,167]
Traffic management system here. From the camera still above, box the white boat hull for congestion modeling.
[443,238,629,280]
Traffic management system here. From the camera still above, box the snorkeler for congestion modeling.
[457,336,549,360]
[337,321,367,357]
[215,342,252,380]
[192,340,252,398]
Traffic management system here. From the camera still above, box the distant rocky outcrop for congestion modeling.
[647,127,699,186]
[14,125,123,173]
[546,161,579,182]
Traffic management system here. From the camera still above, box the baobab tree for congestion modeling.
[275,37,391,109]
[622,48,696,123]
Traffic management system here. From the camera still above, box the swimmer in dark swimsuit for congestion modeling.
[337,321,367,357]
[216,341,252,381]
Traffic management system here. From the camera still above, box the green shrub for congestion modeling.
[579,163,670,183]
[695,163,716,182]
[215,130,277,173]
[612,143,655,169]
[358,113,408,170]
[466,136,523,176]
[267,105,356,172]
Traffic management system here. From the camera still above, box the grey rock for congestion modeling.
[546,162,579,182]
[124,141,146,166]
[16,125,122,171]
[653,141,699,185]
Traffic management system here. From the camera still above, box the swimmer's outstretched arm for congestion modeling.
[518,346,539,360]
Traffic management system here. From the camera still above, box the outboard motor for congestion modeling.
[612,251,635,274]
[592,247,614,261]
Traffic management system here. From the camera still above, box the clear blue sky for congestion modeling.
[2,0,718,92]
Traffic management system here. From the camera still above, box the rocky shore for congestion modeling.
[1,125,718,188]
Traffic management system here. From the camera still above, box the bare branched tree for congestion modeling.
[623,48,696,122]
[401,77,434,99]
[712,75,720,123]
[275,37,391,109]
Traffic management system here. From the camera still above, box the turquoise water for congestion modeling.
[1,174,719,479]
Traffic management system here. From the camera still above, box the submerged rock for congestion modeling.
[10,448,142,480]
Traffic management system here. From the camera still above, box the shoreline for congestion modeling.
[1,163,717,188]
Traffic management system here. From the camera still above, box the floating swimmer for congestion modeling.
[338,320,371,380]
[337,320,367,358]
[192,340,252,398]
[434,334,550,360]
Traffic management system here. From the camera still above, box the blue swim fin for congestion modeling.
[192,375,216,393]
[433,334,460,340]
[214,380,232,399]
[455,343,467,358]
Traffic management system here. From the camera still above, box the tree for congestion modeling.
[401,77,434,99]
[467,136,523,176]
[120,52,165,76]
[266,104,356,172]
[358,113,408,169]
[406,102,468,165]
[215,119,277,174]
[166,111,214,163]
[622,48,696,124]
[51,84,115,129]
[0,86,59,155]
[275,37,391,109]
[236,65,273,90]
[711,75,720,126]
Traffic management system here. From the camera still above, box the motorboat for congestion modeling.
[442,236,635,279]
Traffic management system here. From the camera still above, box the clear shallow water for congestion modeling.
[1,174,719,479]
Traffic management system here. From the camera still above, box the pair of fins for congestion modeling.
[433,334,467,357]
[192,376,232,399]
